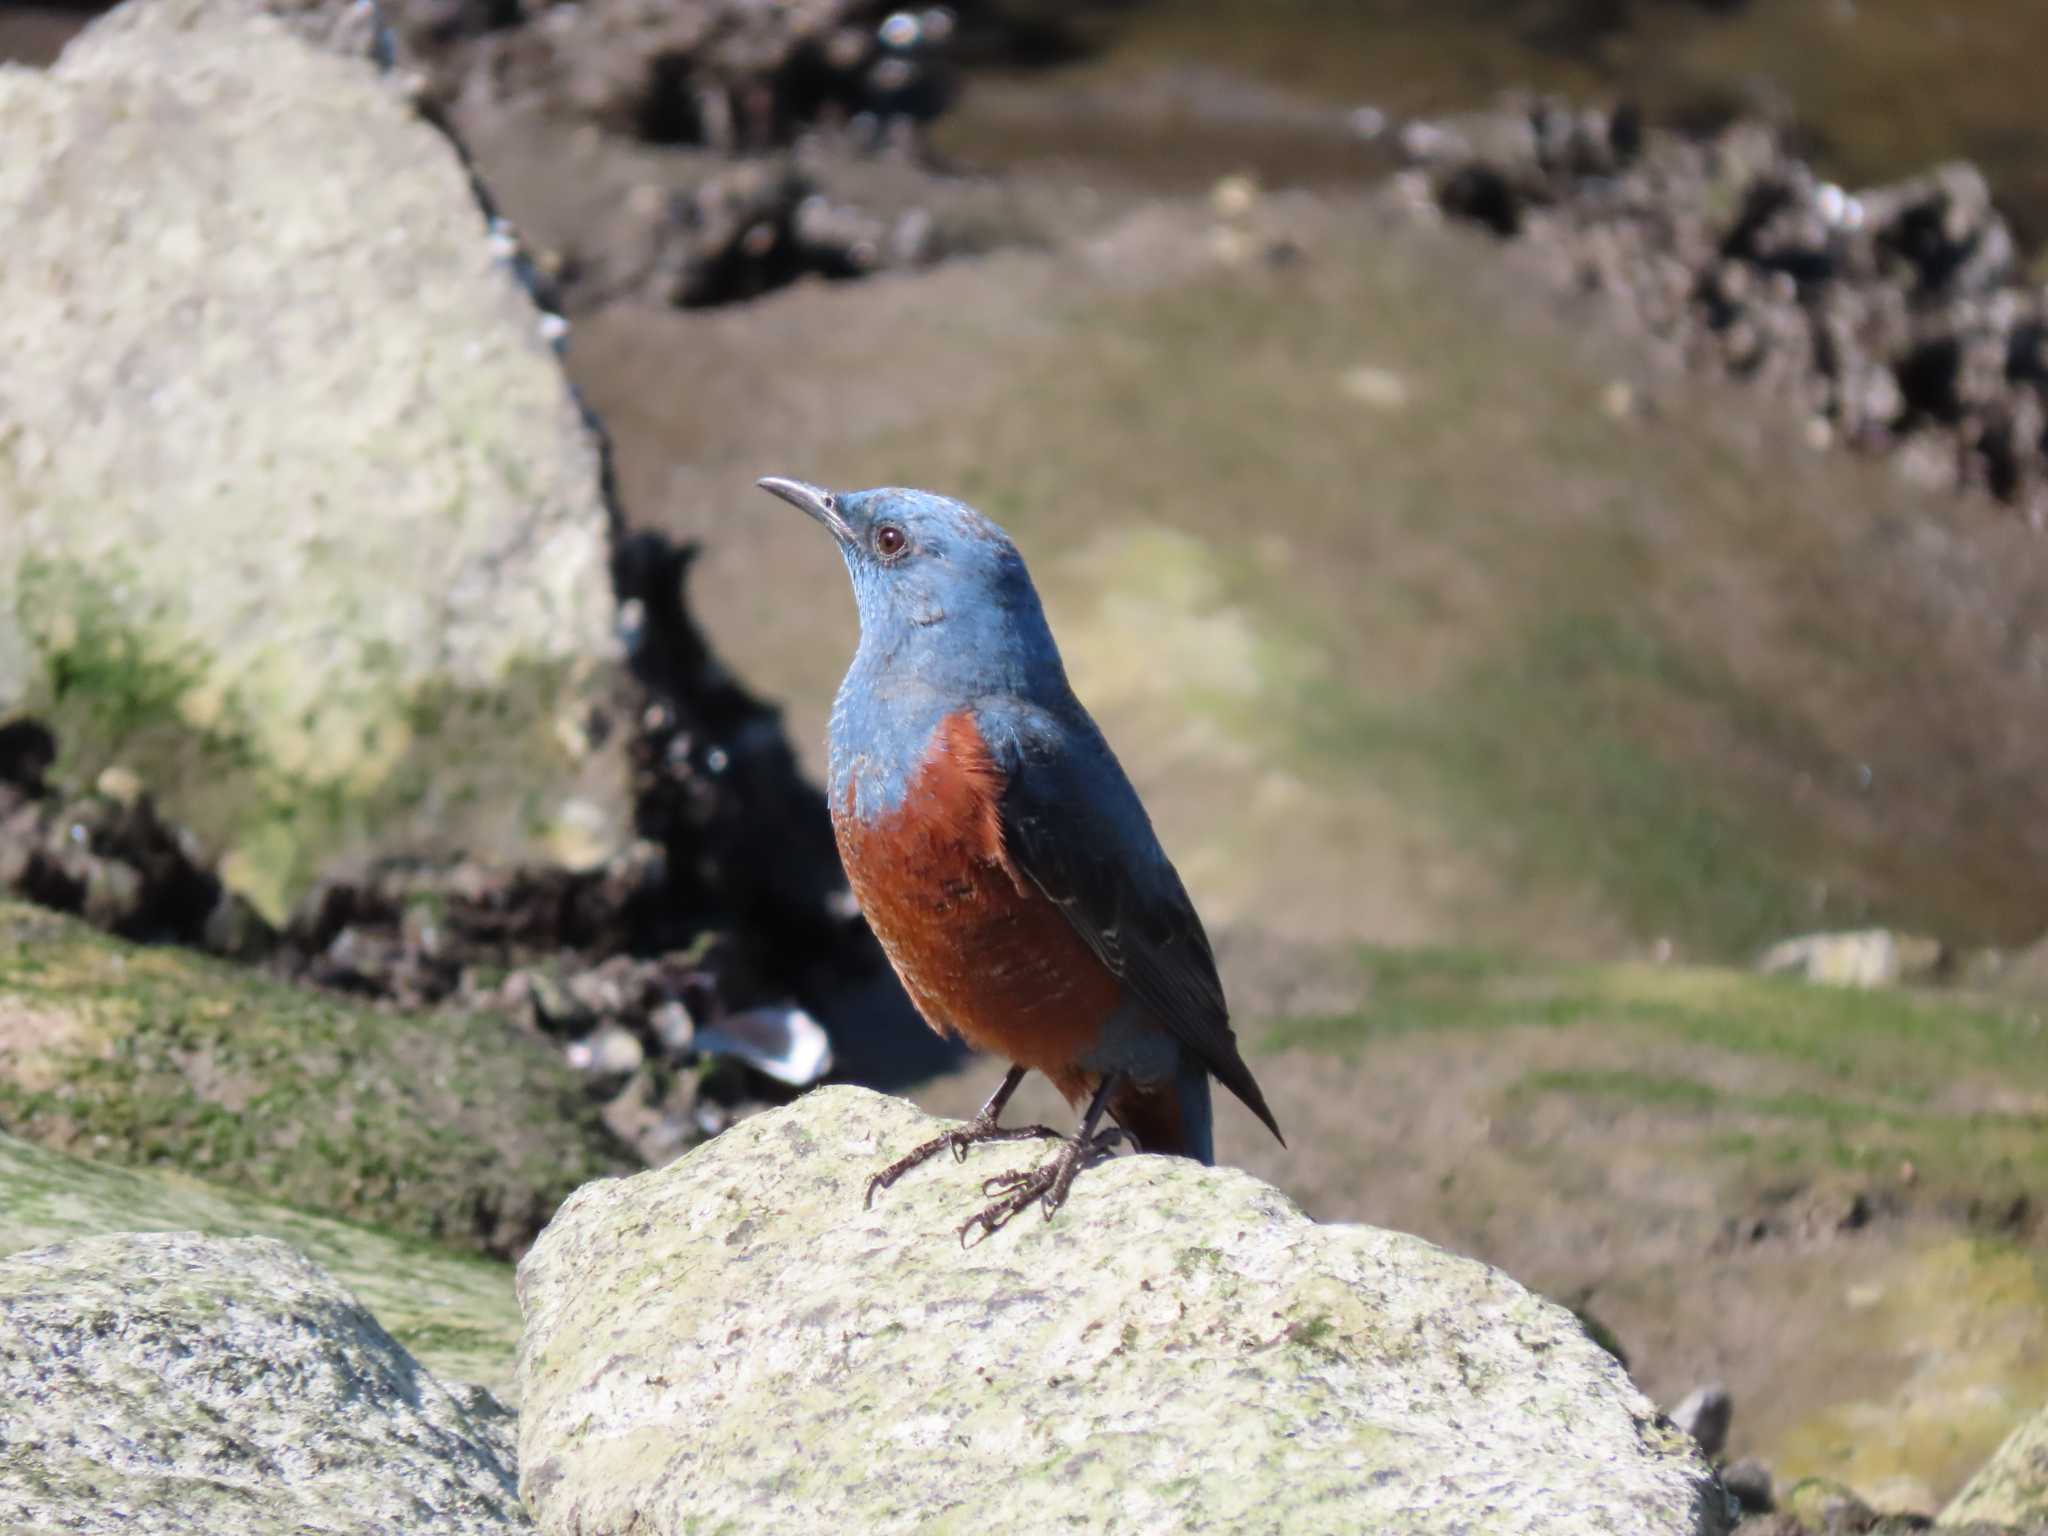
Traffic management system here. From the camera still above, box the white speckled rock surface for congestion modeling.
[517,1085,1730,1536]
[0,0,626,917]
[1943,1401,2048,1527]
[0,1230,531,1533]
[0,1126,524,1402]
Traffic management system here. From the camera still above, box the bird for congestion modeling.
[757,476,1283,1240]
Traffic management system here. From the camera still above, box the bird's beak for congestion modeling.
[757,476,854,543]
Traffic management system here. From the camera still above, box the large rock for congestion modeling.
[0,897,625,1262]
[516,1085,1729,1536]
[0,1230,530,1534]
[1756,929,1947,988]
[0,1127,522,1400]
[0,0,629,922]
[1942,1403,2048,1527]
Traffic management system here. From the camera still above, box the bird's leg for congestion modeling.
[959,1074,1129,1244]
[864,1066,1061,1209]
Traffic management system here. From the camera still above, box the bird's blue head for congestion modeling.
[757,477,1065,704]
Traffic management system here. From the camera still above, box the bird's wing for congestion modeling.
[982,704,1284,1145]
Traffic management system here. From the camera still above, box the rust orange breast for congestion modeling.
[833,710,1121,1101]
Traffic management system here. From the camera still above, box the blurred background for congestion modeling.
[5,0,2048,1524]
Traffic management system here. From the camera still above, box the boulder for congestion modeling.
[0,1230,530,1533]
[0,0,629,922]
[0,1128,522,1401]
[1779,1479,1876,1528]
[516,1085,1730,1536]
[1756,929,1946,988]
[0,897,625,1262]
[1942,1402,2048,1526]
[1669,1382,1735,1460]
[1721,1457,1776,1516]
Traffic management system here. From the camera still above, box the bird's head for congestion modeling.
[757,477,1057,692]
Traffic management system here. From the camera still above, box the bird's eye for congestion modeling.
[873,523,907,559]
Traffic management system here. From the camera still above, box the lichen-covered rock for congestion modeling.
[0,1230,531,1534]
[0,897,626,1262]
[516,1085,1730,1536]
[0,1129,522,1400]
[1943,1403,2048,1527]
[0,0,629,921]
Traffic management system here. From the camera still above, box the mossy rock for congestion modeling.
[517,1086,1729,1535]
[0,1229,529,1531]
[0,0,630,921]
[0,899,625,1260]
[0,1131,523,1401]
[1944,1403,2048,1527]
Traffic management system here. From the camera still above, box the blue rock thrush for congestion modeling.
[758,477,1284,1240]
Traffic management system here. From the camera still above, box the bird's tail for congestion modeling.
[1108,1065,1215,1166]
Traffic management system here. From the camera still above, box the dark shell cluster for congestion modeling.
[1403,99,2048,525]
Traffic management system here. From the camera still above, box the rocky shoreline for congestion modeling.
[5,0,2048,1530]
[1393,97,2048,528]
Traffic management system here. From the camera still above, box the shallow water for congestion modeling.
[10,0,2040,249]
[941,0,2048,252]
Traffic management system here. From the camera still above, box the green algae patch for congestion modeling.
[1392,607,1841,958]
[1271,947,2048,1198]
[0,1130,523,1400]
[1768,1240,2048,1513]
[1274,946,2046,1100]
[17,556,259,775]
[9,557,628,921]
[0,899,625,1259]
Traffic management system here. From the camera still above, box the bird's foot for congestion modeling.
[957,1126,1130,1245]
[864,1113,1062,1209]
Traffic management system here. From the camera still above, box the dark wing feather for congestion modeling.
[987,705,1284,1146]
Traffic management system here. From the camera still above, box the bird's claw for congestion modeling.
[956,1127,1128,1244]
[864,1116,1062,1210]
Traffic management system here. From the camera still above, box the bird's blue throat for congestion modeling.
[810,486,1074,824]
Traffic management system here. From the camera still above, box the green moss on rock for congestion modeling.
[0,1230,529,1530]
[0,0,631,919]
[0,1130,522,1399]
[0,899,625,1260]
[10,556,625,922]
[1944,1396,2048,1526]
